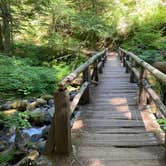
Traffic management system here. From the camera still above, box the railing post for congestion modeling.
[161,86,166,105]
[54,90,72,155]
[45,89,72,156]
[126,54,130,73]
[80,66,91,104]
[130,59,136,83]
[118,49,122,61]
[98,57,103,74]
[122,52,126,67]
[94,59,99,82]
[102,56,105,67]
[103,48,107,63]
[138,67,147,108]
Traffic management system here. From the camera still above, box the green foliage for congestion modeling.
[71,10,108,47]
[0,55,57,97]
[157,118,166,131]
[0,150,14,164]
[0,112,31,129]
[52,63,72,81]
[1,0,166,101]
[119,1,166,62]
[139,50,163,64]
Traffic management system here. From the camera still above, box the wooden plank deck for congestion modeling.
[72,52,165,166]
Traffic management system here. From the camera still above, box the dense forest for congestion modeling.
[0,0,166,165]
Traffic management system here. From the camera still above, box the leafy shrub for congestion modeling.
[72,10,108,47]
[157,119,166,131]
[0,112,31,129]
[13,43,59,65]
[139,50,163,64]
[0,55,57,98]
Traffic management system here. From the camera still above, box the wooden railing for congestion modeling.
[45,48,107,155]
[119,48,166,151]
[119,48,166,116]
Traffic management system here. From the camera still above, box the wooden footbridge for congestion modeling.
[45,48,166,166]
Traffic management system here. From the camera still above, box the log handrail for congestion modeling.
[119,48,166,83]
[45,48,107,155]
[119,48,166,118]
[59,49,106,89]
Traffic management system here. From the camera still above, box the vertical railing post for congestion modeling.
[138,67,147,108]
[80,66,91,104]
[125,54,130,73]
[130,59,136,83]
[103,48,107,63]
[94,59,99,82]
[45,89,72,156]
[98,57,103,74]
[102,52,105,67]
[54,89,72,155]
[122,52,126,67]
[161,85,166,105]
[119,49,122,61]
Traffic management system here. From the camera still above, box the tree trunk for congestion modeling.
[0,24,4,51]
[1,0,12,53]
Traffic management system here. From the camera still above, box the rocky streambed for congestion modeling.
[0,91,79,165]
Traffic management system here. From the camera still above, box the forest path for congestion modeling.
[71,52,165,166]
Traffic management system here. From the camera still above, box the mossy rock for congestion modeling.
[11,101,28,112]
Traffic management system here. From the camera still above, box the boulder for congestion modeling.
[14,128,31,151]
[2,109,17,115]
[46,107,54,117]
[41,125,50,139]
[36,155,52,166]
[11,100,28,111]
[48,99,54,107]
[36,141,46,153]
[27,98,47,111]
[0,101,13,111]
[36,99,47,106]
[27,102,37,111]
[29,108,52,126]
[31,134,42,142]
[15,150,39,166]
[28,141,46,153]
[40,95,53,101]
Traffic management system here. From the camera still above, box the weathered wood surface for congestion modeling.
[72,53,165,166]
